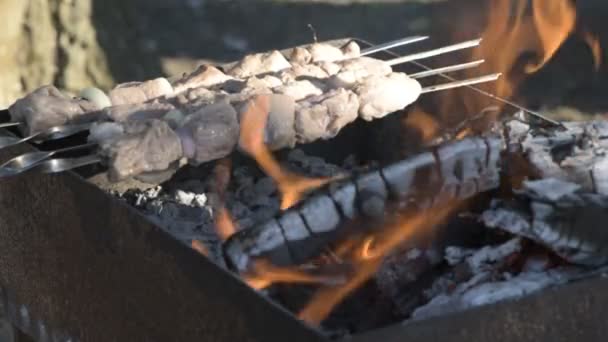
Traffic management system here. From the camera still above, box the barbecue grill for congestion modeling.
[1,38,607,342]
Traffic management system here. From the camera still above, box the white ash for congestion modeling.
[508,120,608,196]
[482,178,608,266]
[459,238,522,274]
[113,148,352,265]
[409,267,590,322]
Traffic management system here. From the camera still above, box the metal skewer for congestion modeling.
[33,154,102,175]
[410,59,485,79]
[0,142,97,176]
[421,73,503,94]
[0,123,90,150]
[387,38,482,66]
[0,122,21,129]
[360,36,429,56]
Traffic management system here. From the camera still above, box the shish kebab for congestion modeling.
[3,37,483,141]
[3,37,426,137]
[0,38,500,180]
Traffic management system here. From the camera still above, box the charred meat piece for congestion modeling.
[109,77,174,105]
[92,119,183,182]
[8,85,102,135]
[176,101,240,165]
[294,88,360,143]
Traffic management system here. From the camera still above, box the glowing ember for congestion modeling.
[239,95,335,209]
[403,110,441,142]
[191,240,209,256]
[582,31,603,71]
[298,202,460,325]
[243,260,347,290]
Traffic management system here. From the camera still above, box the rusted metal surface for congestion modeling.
[0,140,327,341]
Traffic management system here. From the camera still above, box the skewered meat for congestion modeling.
[176,101,240,165]
[172,65,234,94]
[277,62,340,83]
[273,79,324,101]
[8,85,102,135]
[354,73,422,121]
[108,77,174,105]
[221,75,283,94]
[94,119,183,181]
[294,88,359,143]
[100,102,177,123]
[288,41,361,64]
[227,50,291,78]
[328,57,393,88]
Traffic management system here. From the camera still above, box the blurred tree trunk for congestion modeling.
[0,0,114,107]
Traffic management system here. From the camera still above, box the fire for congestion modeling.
[582,31,602,71]
[239,95,335,209]
[215,207,237,241]
[243,260,347,290]
[191,240,209,256]
[298,202,459,324]
[405,0,597,140]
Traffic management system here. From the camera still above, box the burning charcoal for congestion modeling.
[177,102,240,165]
[509,120,608,195]
[375,248,441,300]
[273,80,325,101]
[94,119,184,182]
[482,178,608,266]
[286,149,344,177]
[109,78,174,105]
[223,136,504,275]
[8,85,102,135]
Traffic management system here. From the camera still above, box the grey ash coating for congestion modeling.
[222,136,503,274]
[112,148,356,264]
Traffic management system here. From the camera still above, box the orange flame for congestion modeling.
[215,207,237,241]
[582,31,602,71]
[239,95,335,209]
[191,240,209,257]
[297,202,459,325]
[243,260,347,290]
[404,0,593,140]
